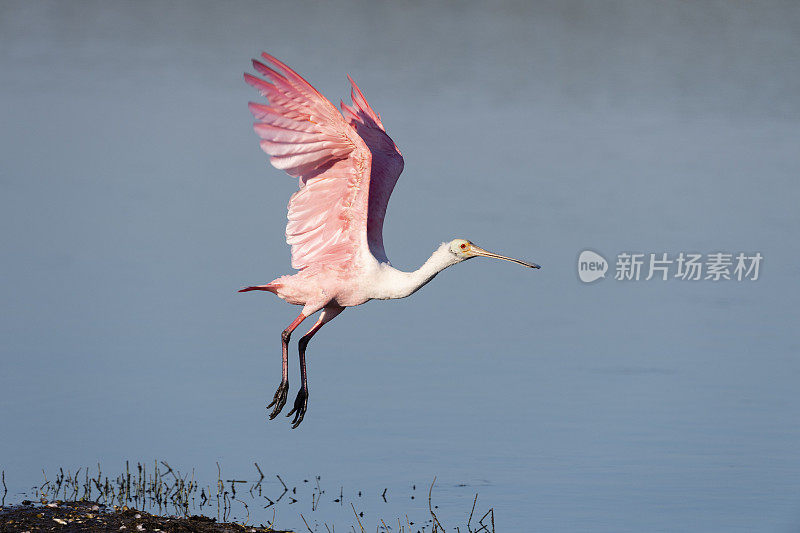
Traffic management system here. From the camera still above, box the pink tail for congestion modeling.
[238,283,280,294]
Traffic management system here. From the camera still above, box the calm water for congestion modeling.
[2,1,799,531]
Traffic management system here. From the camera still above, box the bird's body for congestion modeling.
[245,242,459,307]
[241,53,539,427]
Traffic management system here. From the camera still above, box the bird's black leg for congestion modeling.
[287,334,311,428]
[268,313,305,419]
[287,306,344,428]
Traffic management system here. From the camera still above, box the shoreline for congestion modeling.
[0,500,290,533]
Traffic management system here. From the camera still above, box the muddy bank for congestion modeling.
[0,500,290,533]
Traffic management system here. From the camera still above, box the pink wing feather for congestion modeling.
[340,75,405,264]
[245,53,403,270]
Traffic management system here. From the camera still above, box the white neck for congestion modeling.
[375,243,460,300]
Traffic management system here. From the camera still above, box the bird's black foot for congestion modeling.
[286,387,308,429]
[267,380,289,419]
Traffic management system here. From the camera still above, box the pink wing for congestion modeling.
[245,53,404,270]
[340,76,405,264]
[245,53,371,271]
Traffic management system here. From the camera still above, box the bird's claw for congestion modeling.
[267,380,289,419]
[286,387,308,429]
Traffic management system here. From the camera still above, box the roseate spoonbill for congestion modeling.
[240,53,540,428]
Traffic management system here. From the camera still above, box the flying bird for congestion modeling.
[240,53,540,428]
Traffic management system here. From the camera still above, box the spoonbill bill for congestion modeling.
[240,53,540,428]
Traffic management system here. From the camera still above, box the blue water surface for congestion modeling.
[1,2,799,531]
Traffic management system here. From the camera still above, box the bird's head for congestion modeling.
[448,239,540,269]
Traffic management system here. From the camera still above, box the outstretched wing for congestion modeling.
[340,77,404,264]
[245,53,372,271]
